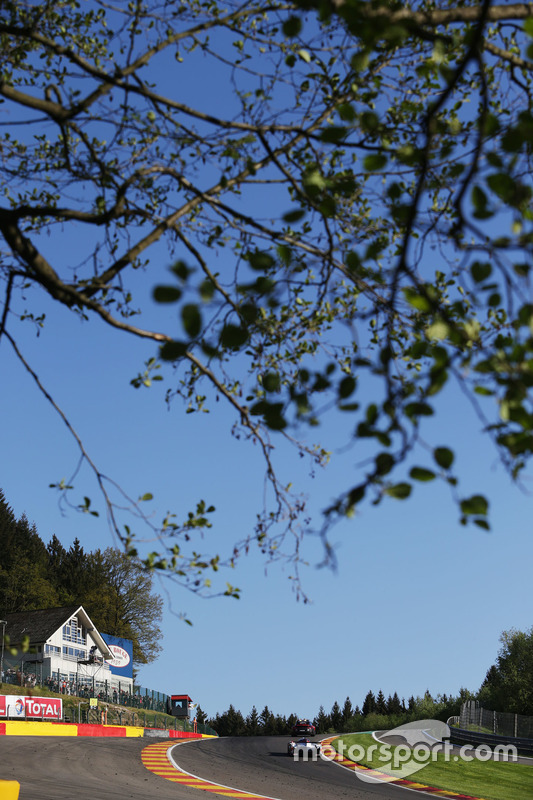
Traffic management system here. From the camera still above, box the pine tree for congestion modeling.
[60,538,89,600]
[375,689,387,715]
[0,490,17,553]
[313,705,330,733]
[14,516,48,567]
[226,704,246,735]
[274,714,288,735]
[388,692,403,715]
[0,493,20,573]
[0,505,56,614]
[362,691,376,716]
[47,534,68,594]
[259,705,276,735]
[246,705,260,735]
[341,696,353,729]
[330,700,342,731]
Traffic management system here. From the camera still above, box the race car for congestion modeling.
[287,737,322,759]
[291,718,316,736]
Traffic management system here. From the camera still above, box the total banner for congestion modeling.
[0,695,62,719]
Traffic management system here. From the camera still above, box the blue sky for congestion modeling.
[1,3,533,723]
[2,276,532,720]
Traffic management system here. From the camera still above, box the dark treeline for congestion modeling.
[0,489,163,665]
[203,689,475,737]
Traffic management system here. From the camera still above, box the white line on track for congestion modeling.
[168,740,286,800]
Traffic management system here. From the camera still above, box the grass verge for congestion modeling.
[331,733,533,800]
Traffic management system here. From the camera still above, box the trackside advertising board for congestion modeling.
[0,695,62,719]
[101,633,133,679]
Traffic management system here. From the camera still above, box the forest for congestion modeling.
[203,689,469,737]
[0,489,163,665]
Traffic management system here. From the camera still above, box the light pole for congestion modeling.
[0,620,7,685]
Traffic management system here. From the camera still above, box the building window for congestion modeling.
[62,617,86,645]
[62,646,86,661]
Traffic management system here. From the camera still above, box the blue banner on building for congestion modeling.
[101,633,134,678]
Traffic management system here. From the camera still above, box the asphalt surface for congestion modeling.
[171,735,408,799]
[0,735,414,800]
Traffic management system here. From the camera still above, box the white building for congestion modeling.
[2,605,134,695]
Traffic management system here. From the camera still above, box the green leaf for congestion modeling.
[263,372,281,392]
[426,321,449,341]
[199,279,216,300]
[276,244,292,265]
[338,375,356,399]
[283,16,302,37]
[471,185,493,218]
[350,50,370,72]
[248,250,275,271]
[264,411,287,430]
[250,400,286,430]
[403,288,431,312]
[487,172,520,204]
[385,482,412,499]
[460,494,489,516]
[181,304,202,338]
[282,208,307,223]
[303,168,327,193]
[337,103,356,122]
[470,261,492,283]
[220,323,249,349]
[363,153,388,172]
[409,467,436,482]
[360,112,379,132]
[319,126,348,143]
[153,286,182,303]
[160,340,188,361]
[524,18,533,38]
[434,447,454,469]
[404,402,434,419]
[171,260,192,281]
[375,452,394,475]
[428,368,448,396]
[501,127,525,152]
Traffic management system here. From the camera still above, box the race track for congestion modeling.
[0,735,414,800]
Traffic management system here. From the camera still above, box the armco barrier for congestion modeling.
[0,781,20,800]
[0,719,214,739]
[450,725,533,756]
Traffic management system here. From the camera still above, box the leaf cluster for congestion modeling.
[3,0,533,593]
